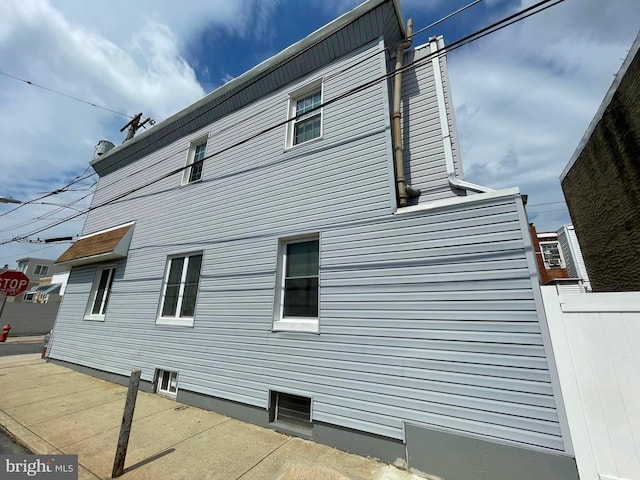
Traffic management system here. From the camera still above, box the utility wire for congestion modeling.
[61,0,487,200]
[78,1,487,182]
[3,0,565,245]
[0,71,133,119]
[0,166,96,218]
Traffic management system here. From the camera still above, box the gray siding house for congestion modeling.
[48,1,579,478]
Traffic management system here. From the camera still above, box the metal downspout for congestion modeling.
[430,36,493,194]
[393,19,420,207]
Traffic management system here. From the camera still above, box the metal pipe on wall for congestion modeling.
[392,19,421,207]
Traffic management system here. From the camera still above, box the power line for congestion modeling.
[91,0,556,201]
[527,200,566,207]
[0,167,96,219]
[0,71,133,119]
[78,1,488,183]
[3,0,565,245]
[47,0,486,203]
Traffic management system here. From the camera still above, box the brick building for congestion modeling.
[560,32,640,292]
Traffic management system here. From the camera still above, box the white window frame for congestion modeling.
[286,80,323,149]
[34,264,49,276]
[182,137,208,185]
[273,234,320,333]
[156,369,178,397]
[540,241,565,269]
[156,252,203,327]
[23,292,35,302]
[85,265,117,321]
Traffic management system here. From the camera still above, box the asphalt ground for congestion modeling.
[0,341,44,357]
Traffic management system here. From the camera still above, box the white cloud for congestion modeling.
[0,0,638,265]
[0,0,251,264]
[447,0,640,230]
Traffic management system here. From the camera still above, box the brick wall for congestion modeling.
[561,46,640,292]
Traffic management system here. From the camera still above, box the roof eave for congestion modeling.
[91,0,404,170]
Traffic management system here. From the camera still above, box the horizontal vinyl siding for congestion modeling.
[50,40,564,454]
[401,44,461,203]
[50,193,564,453]
[82,40,393,237]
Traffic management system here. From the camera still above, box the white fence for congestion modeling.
[542,287,640,480]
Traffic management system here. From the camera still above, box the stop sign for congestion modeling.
[0,271,30,297]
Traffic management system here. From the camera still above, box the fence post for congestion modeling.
[112,369,141,478]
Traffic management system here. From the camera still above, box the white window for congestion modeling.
[157,253,203,326]
[34,264,49,275]
[182,140,207,184]
[85,266,116,320]
[540,241,565,269]
[274,236,319,333]
[156,369,178,397]
[23,292,35,302]
[287,83,323,147]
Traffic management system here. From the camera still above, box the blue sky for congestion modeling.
[0,0,638,266]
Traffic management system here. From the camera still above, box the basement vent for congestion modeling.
[156,369,178,397]
[271,391,312,430]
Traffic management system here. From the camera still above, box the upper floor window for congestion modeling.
[274,235,319,333]
[182,140,207,184]
[157,253,203,327]
[288,82,323,147]
[540,241,565,269]
[85,265,116,321]
[34,264,49,276]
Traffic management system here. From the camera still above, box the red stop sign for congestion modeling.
[0,271,30,297]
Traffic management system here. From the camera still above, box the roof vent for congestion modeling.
[94,140,116,158]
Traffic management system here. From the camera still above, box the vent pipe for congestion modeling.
[392,19,421,207]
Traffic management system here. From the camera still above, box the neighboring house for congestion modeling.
[561,31,640,292]
[557,224,591,292]
[530,225,569,284]
[24,271,70,304]
[529,224,589,293]
[9,257,67,303]
[48,1,580,478]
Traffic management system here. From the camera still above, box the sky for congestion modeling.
[0,0,638,267]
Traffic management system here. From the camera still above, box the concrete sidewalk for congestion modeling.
[2,335,44,344]
[0,356,421,480]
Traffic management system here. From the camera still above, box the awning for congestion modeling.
[27,284,62,294]
[41,284,61,295]
[56,222,135,267]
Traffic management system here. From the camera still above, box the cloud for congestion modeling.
[0,0,286,264]
[0,0,209,263]
[446,0,640,230]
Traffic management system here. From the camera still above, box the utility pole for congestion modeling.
[120,113,155,143]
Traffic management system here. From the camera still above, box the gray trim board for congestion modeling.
[178,390,406,465]
[405,423,579,480]
[47,358,154,393]
[177,389,269,428]
[313,422,406,466]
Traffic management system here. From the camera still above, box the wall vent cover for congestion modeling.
[272,391,311,429]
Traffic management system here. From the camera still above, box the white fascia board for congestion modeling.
[395,187,522,215]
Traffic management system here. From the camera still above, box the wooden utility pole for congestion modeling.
[120,113,154,143]
[112,369,141,477]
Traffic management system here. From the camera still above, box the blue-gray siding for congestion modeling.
[50,37,564,453]
[51,193,563,451]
